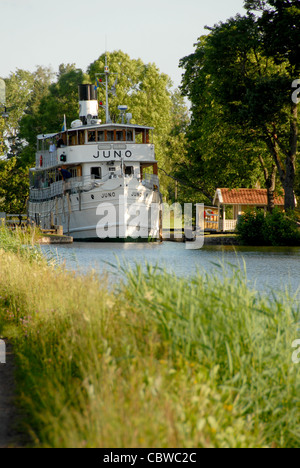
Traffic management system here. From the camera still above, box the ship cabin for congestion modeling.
[32,122,158,196]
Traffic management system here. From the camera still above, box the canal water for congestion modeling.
[41,242,300,300]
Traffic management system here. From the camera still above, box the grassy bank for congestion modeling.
[0,225,42,259]
[0,228,299,448]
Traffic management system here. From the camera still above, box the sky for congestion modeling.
[0,0,246,89]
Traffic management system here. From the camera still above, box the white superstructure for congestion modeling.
[28,66,162,240]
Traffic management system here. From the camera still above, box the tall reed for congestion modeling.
[0,229,299,447]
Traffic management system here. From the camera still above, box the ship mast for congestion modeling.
[104,55,111,123]
[96,55,117,124]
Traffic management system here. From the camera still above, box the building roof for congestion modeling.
[213,188,285,206]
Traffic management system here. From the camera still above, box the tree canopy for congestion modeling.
[1,67,53,160]
[245,0,300,73]
[20,64,83,150]
[0,157,29,213]
[178,3,299,210]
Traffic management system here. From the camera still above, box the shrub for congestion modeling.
[236,209,265,245]
[263,209,300,246]
[237,208,300,246]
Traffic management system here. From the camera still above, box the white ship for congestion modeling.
[28,61,162,240]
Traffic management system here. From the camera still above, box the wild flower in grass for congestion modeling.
[5,310,15,321]
[224,405,233,412]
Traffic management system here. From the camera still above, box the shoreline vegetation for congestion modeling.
[0,228,299,448]
[236,209,300,247]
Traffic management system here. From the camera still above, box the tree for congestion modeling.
[0,157,29,213]
[160,89,190,203]
[0,67,53,213]
[244,0,300,70]
[180,13,298,210]
[245,0,300,209]
[178,28,269,205]
[0,67,53,162]
[3,68,53,158]
[171,93,264,203]
[1,69,34,159]
[20,64,83,154]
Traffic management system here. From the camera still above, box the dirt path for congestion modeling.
[0,342,22,448]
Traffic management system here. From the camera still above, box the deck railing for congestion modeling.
[30,173,160,203]
[29,176,96,202]
[36,150,58,169]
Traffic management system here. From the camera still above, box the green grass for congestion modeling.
[0,228,299,448]
[0,225,43,261]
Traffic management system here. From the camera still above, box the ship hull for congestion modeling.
[28,177,162,241]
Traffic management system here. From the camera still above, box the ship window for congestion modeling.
[126,130,133,142]
[97,131,105,142]
[68,131,77,146]
[107,130,114,141]
[70,168,77,178]
[125,166,134,176]
[136,132,143,144]
[109,167,117,179]
[88,131,96,142]
[116,130,124,141]
[91,167,102,179]
[78,130,85,145]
